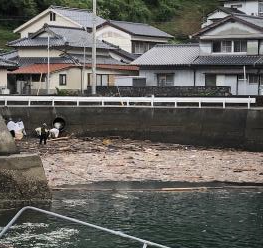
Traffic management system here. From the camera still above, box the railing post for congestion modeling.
[199,100,202,108]
[248,96,251,109]
[223,100,226,109]
[52,98,55,107]
[4,98,7,107]
[77,100,79,107]
[28,99,31,106]
[143,243,148,248]
[102,100,105,106]
[151,95,154,108]
[174,101,177,108]
[127,100,130,107]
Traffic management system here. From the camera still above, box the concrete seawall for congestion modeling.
[1,107,263,151]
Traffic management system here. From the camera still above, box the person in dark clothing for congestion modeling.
[39,123,49,145]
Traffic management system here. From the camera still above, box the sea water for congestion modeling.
[0,190,262,248]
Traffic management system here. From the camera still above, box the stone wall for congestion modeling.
[0,115,51,208]
[1,107,263,151]
[86,86,231,97]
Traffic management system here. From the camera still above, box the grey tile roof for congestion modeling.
[235,14,263,29]
[218,7,245,15]
[0,58,17,68]
[17,57,74,67]
[109,20,173,38]
[8,26,113,50]
[0,50,18,61]
[132,44,199,66]
[65,53,128,65]
[50,5,106,28]
[192,55,263,66]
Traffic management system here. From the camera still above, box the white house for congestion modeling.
[203,0,263,27]
[133,13,263,95]
[13,5,173,54]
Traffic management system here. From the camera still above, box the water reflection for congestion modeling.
[0,190,262,248]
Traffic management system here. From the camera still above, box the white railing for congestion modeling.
[0,96,256,109]
[0,206,171,248]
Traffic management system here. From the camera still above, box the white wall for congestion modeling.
[201,22,263,40]
[97,25,132,52]
[18,48,62,58]
[139,69,195,86]
[224,1,259,16]
[19,12,79,38]
[0,69,8,87]
[202,11,229,28]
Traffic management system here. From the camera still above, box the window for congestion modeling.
[212,40,247,53]
[132,41,156,54]
[205,74,216,87]
[59,74,67,86]
[248,74,259,84]
[234,40,247,52]
[212,41,221,53]
[157,74,174,87]
[50,12,56,21]
[259,1,263,15]
[238,74,259,84]
[221,40,232,53]
[88,74,109,86]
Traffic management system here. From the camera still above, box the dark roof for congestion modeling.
[192,55,263,66]
[17,57,74,67]
[132,44,199,66]
[0,57,18,68]
[8,26,112,50]
[218,7,245,15]
[50,5,106,28]
[108,20,173,38]
[64,53,129,65]
[192,14,263,38]
[50,6,172,39]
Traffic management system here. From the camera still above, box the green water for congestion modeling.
[0,190,263,248]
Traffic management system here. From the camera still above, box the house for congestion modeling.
[13,5,173,54]
[3,25,138,95]
[0,57,17,93]
[133,13,263,95]
[131,44,199,87]
[203,0,263,27]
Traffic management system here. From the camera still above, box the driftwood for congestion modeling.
[48,137,70,142]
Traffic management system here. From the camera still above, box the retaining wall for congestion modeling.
[1,107,263,151]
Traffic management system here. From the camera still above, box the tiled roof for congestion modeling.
[17,57,74,66]
[64,53,129,65]
[192,55,263,65]
[8,26,112,49]
[218,7,245,15]
[108,20,173,38]
[50,5,106,28]
[0,58,17,68]
[132,44,199,66]
[235,14,263,29]
[9,63,138,74]
[9,63,74,74]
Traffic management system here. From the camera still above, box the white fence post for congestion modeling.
[151,95,154,108]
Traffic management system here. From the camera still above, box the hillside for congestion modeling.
[0,0,219,50]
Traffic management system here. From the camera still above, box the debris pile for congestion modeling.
[17,137,263,187]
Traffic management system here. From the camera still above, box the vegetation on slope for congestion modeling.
[0,0,220,50]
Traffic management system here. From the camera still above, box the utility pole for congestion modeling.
[91,0,97,95]
[47,34,50,95]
